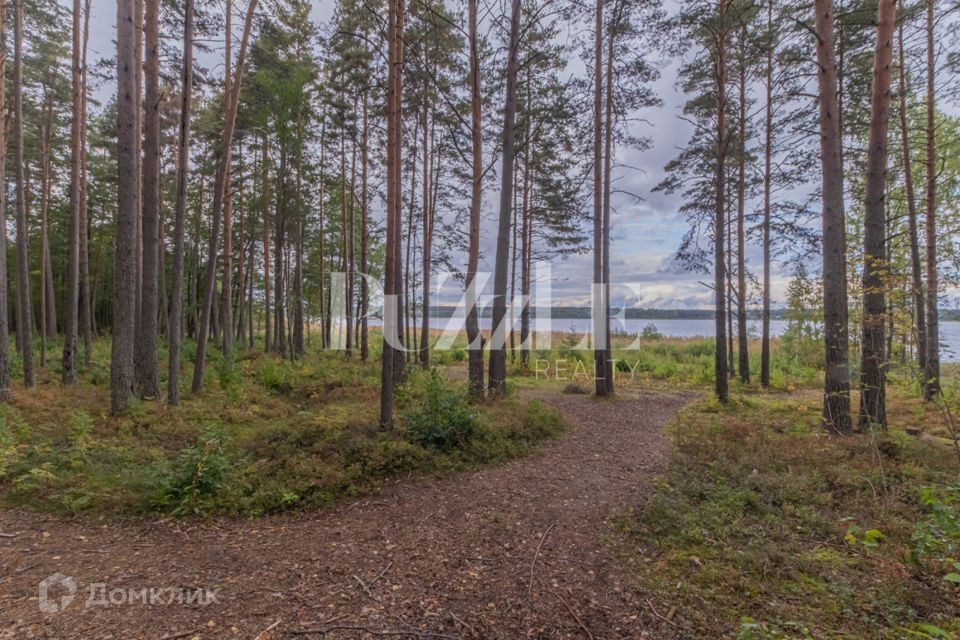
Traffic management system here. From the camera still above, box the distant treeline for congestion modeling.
[427,306,960,321]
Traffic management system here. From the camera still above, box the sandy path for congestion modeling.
[0,388,691,639]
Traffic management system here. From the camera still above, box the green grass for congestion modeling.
[614,387,960,639]
[0,336,565,517]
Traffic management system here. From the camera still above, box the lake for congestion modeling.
[395,316,960,362]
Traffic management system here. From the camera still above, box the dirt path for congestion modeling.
[0,388,691,640]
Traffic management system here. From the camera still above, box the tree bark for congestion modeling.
[136,0,161,398]
[465,0,484,398]
[488,0,522,399]
[381,0,404,427]
[220,0,234,360]
[168,0,193,405]
[63,0,83,384]
[896,24,926,385]
[13,0,33,388]
[922,0,940,400]
[592,0,608,397]
[79,0,92,364]
[813,0,852,433]
[360,90,369,361]
[262,132,271,353]
[0,0,10,399]
[192,0,259,392]
[713,0,729,403]
[736,33,749,384]
[760,0,772,388]
[857,0,895,430]
[112,0,138,410]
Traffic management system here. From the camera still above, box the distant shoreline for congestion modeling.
[418,306,960,322]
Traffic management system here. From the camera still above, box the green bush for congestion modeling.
[155,425,233,516]
[403,369,477,452]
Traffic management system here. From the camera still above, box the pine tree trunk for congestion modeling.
[896,25,926,386]
[813,0,851,433]
[13,0,33,388]
[262,132,271,352]
[760,1,772,388]
[592,0,608,397]
[360,90,369,361]
[736,41,749,384]
[419,90,432,369]
[293,112,305,356]
[220,0,234,361]
[922,0,940,400]
[136,0,161,398]
[713,0,729,403]
[167,0,193,405]
[465,0,483,398]
[602,7,619,394]
[112,0,138,410]
[192,0,258,392]
[488,0,521,399]
[857,0,894,430]
[62,0,83,384]
[0,0,10,399]
[79,0,92,365]
[134,0,143,331]
[380,0,404,427]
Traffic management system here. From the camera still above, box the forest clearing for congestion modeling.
[0,0,959,634]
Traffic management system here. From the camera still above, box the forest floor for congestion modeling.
[0,383,693,639]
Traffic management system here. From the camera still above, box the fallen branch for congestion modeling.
[645,598,676,626]
[287,625,460,638]
[254,618,281,640]
[551,589,594,639]
[0,532,19,538]
[159,630,198,640]
[527,523,556,602]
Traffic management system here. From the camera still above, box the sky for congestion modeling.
[78,0,877,311]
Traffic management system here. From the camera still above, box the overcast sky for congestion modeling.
[79,0,935,311]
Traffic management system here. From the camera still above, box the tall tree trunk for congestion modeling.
[79,0,92,364]
[63,0,83,384]
[136,0,161,398]
[134,0,143,330]
[736,37,749,384]
[221,0,234,360]
[293,111,305,357]
[897,24,926,385]
[0,0,10,399]
[857,0,895,430]
[922,0,940,400]
[13,0,33,388]
[813,0,851,433]
[519,115,531,368]
[760,0,772,388]
[192,0,259,392]
[262,132,271,352]
[487,0,521,399]
[465,0,483,398]
[592,0,608,397]
[713,0,729,403]
[360,90,369,361]
[419,89,433,369]
[391,7,407,388]
[602,6,619,394]
[112,0,138,410]
[168,0,193,405]
[380,0,404,427]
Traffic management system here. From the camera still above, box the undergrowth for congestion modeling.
[0,338,565,518]
[616,389,960,639]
